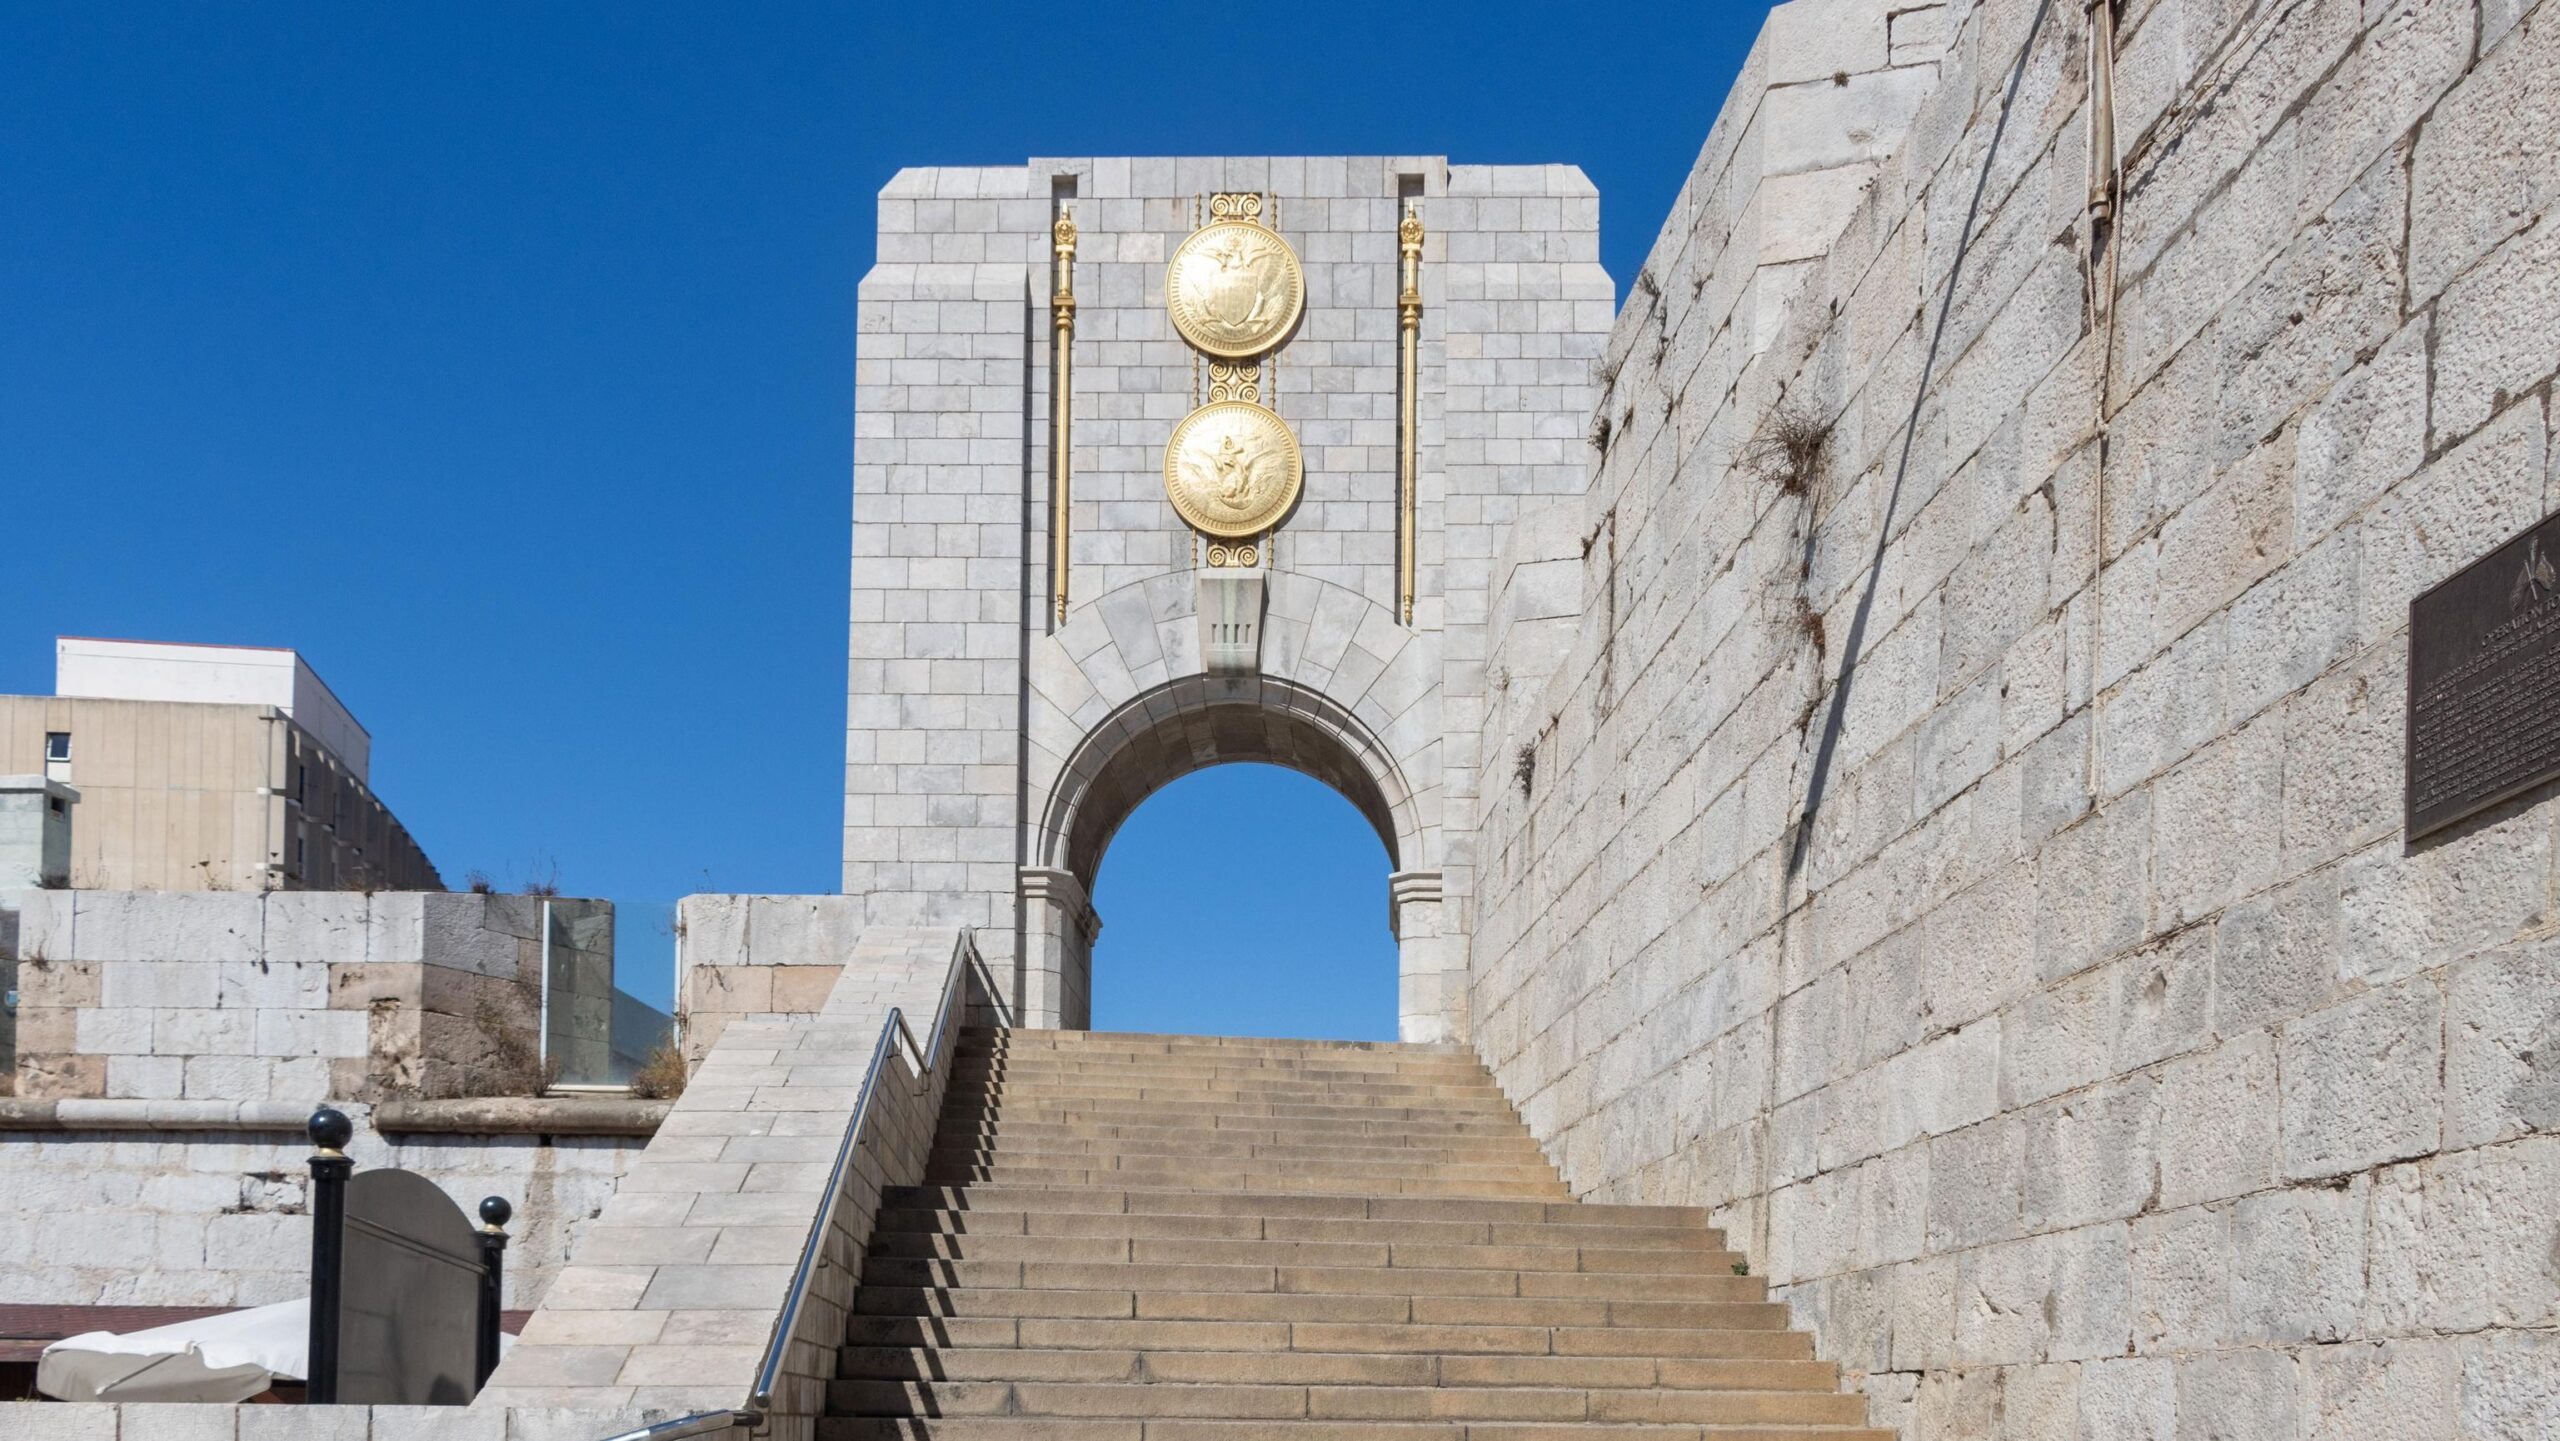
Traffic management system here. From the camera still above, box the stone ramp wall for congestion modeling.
[479,926,972,1440]
[1472,0,2560,1435]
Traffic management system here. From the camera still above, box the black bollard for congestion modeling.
[474,1196,512,1390]
[304,1107,355,1404]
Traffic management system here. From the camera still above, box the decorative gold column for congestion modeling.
[1051,209,1078,624]
[1397,204,1423,625]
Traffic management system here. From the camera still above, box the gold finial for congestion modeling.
[1395,204,1424,625]
[1051,209,1078,322]
[1051,205,1078,624]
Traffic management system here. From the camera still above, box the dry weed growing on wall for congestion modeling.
[1738,404,1830,496]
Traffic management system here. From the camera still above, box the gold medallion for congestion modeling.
[1163,400,1303,538]
[1166,219,1304,360]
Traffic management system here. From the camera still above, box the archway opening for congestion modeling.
[1022,676,1458,1042]
[1088,763,1396,1040]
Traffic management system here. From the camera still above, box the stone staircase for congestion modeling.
[826,1027,1885,1441]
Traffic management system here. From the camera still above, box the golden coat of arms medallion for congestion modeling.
[1162,399,1303,538]
[1165,211,1304,360]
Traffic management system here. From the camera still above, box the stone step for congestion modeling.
[951,1054,1488,1079]
[957,1085,1515,1105]
[931,1141,1546,1162]
[881,1187,1708,1229]
[942,1117,1539,1145]
[942,1102,1521,1130]
[925,1152,1560,1186]
[929,1136,1550,1165]
[854,1287,1787,1328]
[940,1106,1532,1138]
[947,1085,1518,1114]
[959,1028,1473,1058]
[863,1236,1740,1277]
[952,1059,1495,1085]
[841,1315,1818,1361]
[942,1110,1525,1146]
[828,1380,1868,1426]
[919,1170,1573,1201]
[875,1208,1726,1251]
[835,1030,1871,1441]
[836,1349,1839,1393]
[952,1069,1505,1095]
[940,1137,1544,1167]
[952,1071,1496,1093]
[922,1163,1568,1195]
[819,1417,1891,1441]
[954,1063,1506,1087]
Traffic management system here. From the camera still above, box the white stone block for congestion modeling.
[110,1405,239,1440]
[75,890,265,963]
[73,1006,154,1054]
[2279,980,2443,1181]
[254,1007,368,1059]
[99,960,219,1009]
[106,1053,184,1099]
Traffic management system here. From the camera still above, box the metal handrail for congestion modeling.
[588,928,978,1441]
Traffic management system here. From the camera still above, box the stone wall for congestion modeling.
[2,890,615,1101]
[0,1106,641,1309]
[1471,0,2560,1435]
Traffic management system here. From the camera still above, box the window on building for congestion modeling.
[44,733,70,762]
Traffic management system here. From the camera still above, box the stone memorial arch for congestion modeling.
[846,156,1611,1040]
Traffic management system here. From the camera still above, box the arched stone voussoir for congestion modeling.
[1034,673,1426,885]
[1026,571,1440,815]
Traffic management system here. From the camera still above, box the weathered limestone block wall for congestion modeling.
[1473,0,2560,1435]
[2,890,615,1101]
[676,893,868,1061]
[482,926,969,1438]
[0,1108,640,1309]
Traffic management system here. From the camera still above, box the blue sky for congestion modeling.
[0,4,1758,1034]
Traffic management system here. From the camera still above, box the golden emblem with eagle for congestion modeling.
[1164,195,1304,359]
[1163,399,1301,538]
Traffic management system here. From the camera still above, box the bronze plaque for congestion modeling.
[2407,510,2560,839]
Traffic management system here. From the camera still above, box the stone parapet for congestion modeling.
[0,889,621,1102]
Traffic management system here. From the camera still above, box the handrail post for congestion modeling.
[476,1195,513,1390]
[305,1107,355,1404]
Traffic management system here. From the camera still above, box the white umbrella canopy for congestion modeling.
[37,1299,307,1403]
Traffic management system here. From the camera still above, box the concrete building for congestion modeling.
[0,638,441,893]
